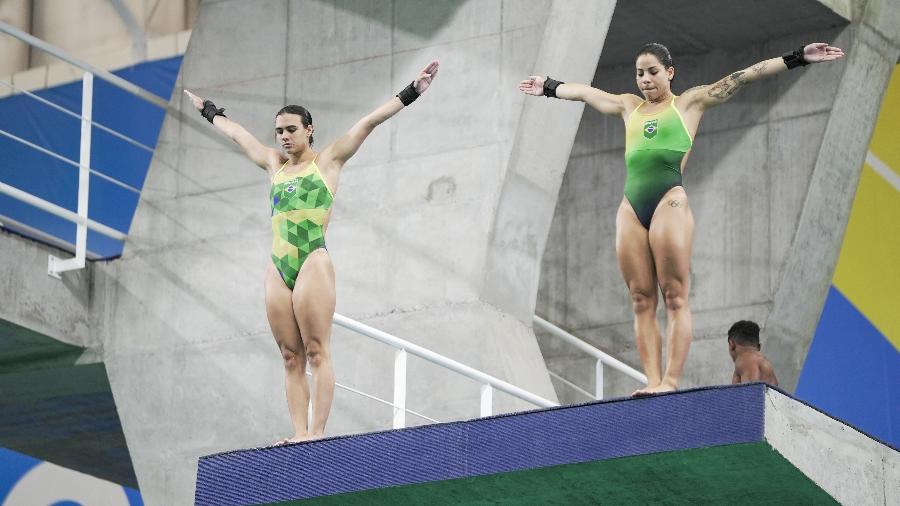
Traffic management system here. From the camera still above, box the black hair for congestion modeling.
[728,320,760,346]
[636,42,674,81]
[276,105,313,146]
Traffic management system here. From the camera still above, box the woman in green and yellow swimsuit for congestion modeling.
[185,60,439,442]
[520,42,843,395]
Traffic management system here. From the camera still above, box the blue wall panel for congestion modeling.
[797,286,900,446]
[0,56,182,258]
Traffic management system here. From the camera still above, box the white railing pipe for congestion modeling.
[333,313,557,409]
[48,72,93,278]
[533,315,647,385]
[480,384,493,417]
[0,182,126,241]
[393,349,407,429]
[595,359,604,400]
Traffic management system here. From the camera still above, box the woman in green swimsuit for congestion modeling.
[520,42,843,395]
[185,60,439,442]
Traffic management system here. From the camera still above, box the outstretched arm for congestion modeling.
[327,60,439,165]
[519,76,638,117]
[682,43,844,111]
[184,89,277,170]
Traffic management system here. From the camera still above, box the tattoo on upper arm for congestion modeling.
[751,61,768,75]
[707,71,747,100]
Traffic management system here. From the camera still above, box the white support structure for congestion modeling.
[392,349,407,429]
[48,72,92,279]
[595,359,604,400]
[480,384,493,417]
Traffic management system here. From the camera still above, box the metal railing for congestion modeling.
[330,313,557,429]
[533,315,647,400]
[0,20,171,277]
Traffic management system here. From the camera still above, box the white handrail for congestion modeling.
[333,313,557,410]
[0,179,126,242]
[533,315,648,385]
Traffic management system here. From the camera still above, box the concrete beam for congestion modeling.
[0,230,92,348]
[107,0,147,61]
[482,0,616,322]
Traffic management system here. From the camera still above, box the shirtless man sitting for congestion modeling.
[728,320,778,386]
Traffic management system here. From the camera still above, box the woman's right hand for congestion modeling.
[183,89,204,111]
[518,75,546,96]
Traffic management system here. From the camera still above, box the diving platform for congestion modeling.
[196,383,898,505]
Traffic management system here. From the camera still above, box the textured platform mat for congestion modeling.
[282,442,837,505]
[196,384,766,505]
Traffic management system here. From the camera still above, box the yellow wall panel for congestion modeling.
[832,164,900,350]
[868,65,900,173]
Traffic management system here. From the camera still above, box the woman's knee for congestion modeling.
[629,287,658,314]
[661,281,688,311]
[280,345,305,371]
[304,338,330,368]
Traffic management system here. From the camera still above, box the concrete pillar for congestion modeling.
[30,0,192,69]
[0,0,31,76]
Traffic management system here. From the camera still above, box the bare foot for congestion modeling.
[272,433,311,446]
[633,380,677,396]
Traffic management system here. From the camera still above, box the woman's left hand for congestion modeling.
[803,43,845,64]
[414,60,440,94]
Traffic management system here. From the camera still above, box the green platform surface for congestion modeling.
[278,442,836,505]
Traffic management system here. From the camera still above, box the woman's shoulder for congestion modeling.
[620,94,644,119]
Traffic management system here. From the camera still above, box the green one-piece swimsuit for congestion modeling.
[623,95,693,229]
[270,158,334,289]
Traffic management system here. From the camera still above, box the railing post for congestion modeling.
[393,349,407,429]
[48,71,92,278]
[595,359,604,400]
[480,384,492,417]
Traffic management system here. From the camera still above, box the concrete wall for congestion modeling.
[764,388,900,506]
[0,230,93,349]
[536,0,900,403]
[90,1,615,503]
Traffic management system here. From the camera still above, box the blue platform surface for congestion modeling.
[195,384,766,505]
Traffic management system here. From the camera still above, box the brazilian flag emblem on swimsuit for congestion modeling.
[643,119,658,139]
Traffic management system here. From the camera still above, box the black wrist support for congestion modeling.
[543,77,563,98]
[397,81,419,106]
[782,46,809,69]
[201,100,226,123]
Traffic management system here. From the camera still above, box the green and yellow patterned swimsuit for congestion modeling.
[270,158,334,289]
[624,95,693,229]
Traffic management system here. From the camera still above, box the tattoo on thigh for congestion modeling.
[668,199,682,208]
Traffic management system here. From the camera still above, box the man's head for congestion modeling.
[727,320,760,359]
